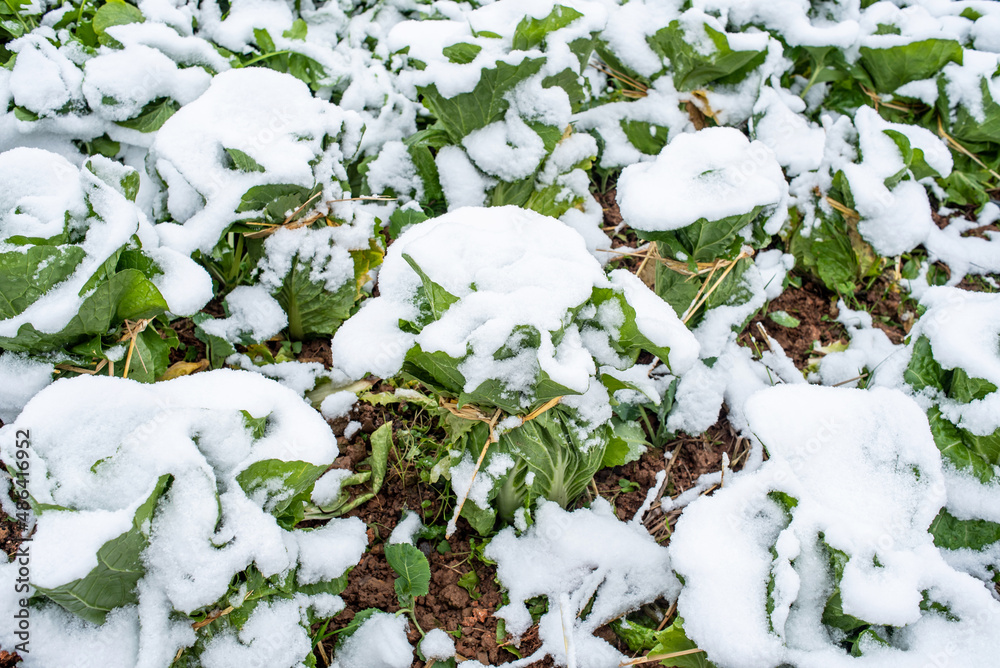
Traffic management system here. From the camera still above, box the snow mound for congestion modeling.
[151,67,363,255]
[332,205,698,396]
[0,370,367,668]
[616,125,789,234]
[670,384,1000,668]
[486,499,678,668]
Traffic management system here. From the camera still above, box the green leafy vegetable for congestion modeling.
[511,5,583,52]
[236,458,328,529]
[650,617,716,668]
[368,422,393,494]
[768,311,800,328]
[858,39,963,94]
[275,256,356,340]
[225,148,266,173]
[385,542,431,604]
[930,508,1000,552]
[92,0,143,47]
[418,58,546,143]
[442,42,481,64]
[34,474,172,624]
[114,97,178,133]
[647,21,766,91]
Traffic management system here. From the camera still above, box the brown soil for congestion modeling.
[850,274,911,344]
[932,206,1000,240]
[958,275,1000,292]
[592,183,657,281]
[742,278,843,370]
[743,272,913,372]
[168,298,224,366]
[168,316,207,366]
[638,416,748,542]
[319,396,551,667]
[299,338,333,368]
[594,185,622,231]
[0,514,24,560]
[313,390,739,667]
[593,445,669,522]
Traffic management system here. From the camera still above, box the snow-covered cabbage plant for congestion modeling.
[670,384,1000,667]
[332,206,698,532]
[766,4,1000,292]
[383,0,605,222]
[195,212,385,345]
[4,11,225,149]
[149,67,364,255]
[575,3,774,166]
[785,105,959,294]
[902,287,1000,583]
[616,126,789,327]
[485,500,678,667]
[0,370,367,668]
[0,147,210,378]
[147,66,382,341]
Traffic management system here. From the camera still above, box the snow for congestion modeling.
[0,370,365,667]
[365,140,422,200]
[971,14,1000,52]
[751,87,825,177]
[0,352,53,423]
[0,147,83,241]
[196,0,295,54]
[598,0,682,78]
[199,596,315,668]
[8,30,83,117]
[447,450,515,535]
[486,500,678,668]
[755,249,794,300]
[150,67,363,255]
[343,420,362,440]
[817,301,906,389]
[670,384,1000,667]
[388,510,423,545]
[332,206,697,419]
[145,246,215,317]
[609,269,698,374]
[0,148,211,336]
[462,115,547,182]
[228,353,329,396]
[320,390,357,420]
[333,611,413,668]
[330,297,417,380]
[573,76,692,169]
[435,145,491,210]
[910,287,1000,435]
[30,504,136,588]
[312,468,353,507]
[2,1,1000,665]
[420,628,456,661]
[255,225,357,296]
[558,194,612,265]
[843,107,947,257]
[104,22,231,72]
[82,45,212,122]
[199,285,287,344]
[616,127,789,235]
[294,519,369,585]
[388,0,603,102]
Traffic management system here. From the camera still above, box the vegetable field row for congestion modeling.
[0,0,999,667]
